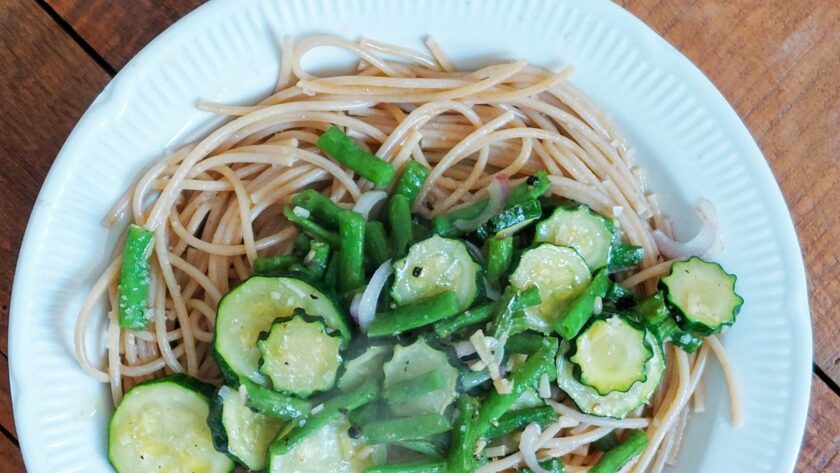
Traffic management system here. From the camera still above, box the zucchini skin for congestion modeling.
[473,199,542,242]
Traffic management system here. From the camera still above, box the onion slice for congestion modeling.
[453,176,509,231]
[520,423,550,473]
[652,200,722,259]
[353,190,388,220]
[356,260,393,331]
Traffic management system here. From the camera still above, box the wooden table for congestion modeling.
[1,0,837,470]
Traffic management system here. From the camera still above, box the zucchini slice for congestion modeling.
[474,199,542,241]
[382,338,459,416]
[208,386,284,471]
[108,375,234,473]
[338,343,392,392]
[555,331,665,418]
[214,275,350,385]
[569,316,653,395]
[535,205,615,270]
[508,244,592,333]
[390,235,482,311]
[267,416,385,473]
[660,257,743,335]
[257,314,343,397]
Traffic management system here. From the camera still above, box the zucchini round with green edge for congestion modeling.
[555,330,665,418]
[508,244,592,333]
[535,205,615,270]
[208,385,284,471]
[569,316,653,395]
[213,275,351,385]
[660,257,743,335]
[257,313,343,397]
[382,337,459,416]
[474,199,542,241]
[337,342,393,392]
[266,415,385,473]
[108,374,234,473]
[390,235,483,311]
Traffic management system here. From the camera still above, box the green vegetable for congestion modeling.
[365,460,447,473]
[555,269,610,340]
[383,338,459,416]
[393,435,448,458]
[505,171,550,208]
[253,255,300,275]
[534,205,615,270]
[590,430,648,473]
[384,370,447,404]
[363,414,453,444]
[515,459,564,473]
[365,221,392,268]
[368,290,461,337]
[291,188,345,228]
[484,405,556,440]
[394,161,430,206]
[634,292,702,352]
[208,386,284,470]
[257,314,344,397]
[317,126,396,188]
[339,210,366,292]
[447,395,480,473]
[304,240,331,280]
[338,343,392,392]
[241,378,311,421]
[433,301,500,339]
[603,282,636,309]
[324,249,341,288]
[118,224,155,330]
[284,206,340,247]
[592,431,619,452]
[474,199,542,241]
[487,236,514,284]
[608,244,644,273]
[660,256,743,335]
[506,332,545,355]
[389,194,414,256]
[492,286,542,340]
[570,316,652,395]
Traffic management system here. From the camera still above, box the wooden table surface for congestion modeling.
[1,0,838,471]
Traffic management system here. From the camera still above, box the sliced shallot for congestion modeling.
[652,199,723,259]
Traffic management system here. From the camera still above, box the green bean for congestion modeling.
[484,405,556,440]
[303,241,331,280]
[505,332,545,355]
[367,291,461,337]
[317,126,396,188]
[389,194,413,256]
[118,224,155,330]
[514,458,564,473]
[324,249,340,288]
[291,189,345,228]
[486,236,514,283]
[608,244,644,273]
[365,221,392,268]
[241,379,311,421]
[447,395,480,473]
[269,379,378,455]
[394,161,430,206]
[603,281,636,308]
[339,210,366,292]
[590,430,648,473]
[555,269,610,340]
[384,370,446,405]
[505,171,550,208]
[393,437,447,458]
[364,460,447,473]
[635,292,702,352]
[475,336,558,437]
[284,207,340,247]
[433,301,500,338]
[460,369,491,392]
[253,255,300,275]
[363,414,452,444]
[291,232,311,258]
[592,431,619,452]
[492,286,541,339]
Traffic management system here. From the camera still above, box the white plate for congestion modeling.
[9,0,811,471]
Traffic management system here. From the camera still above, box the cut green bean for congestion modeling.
[460,369,491,393]
[608,244,644,273]
[394,161,430,206]
[253,255,300,275]
[433,301,500,338]
[635,292,702,352]
[339,210,366,292]
[365,221,392,268]
[492,286,542,339]
[324,249,340,288]
[241,379,311,421]
[284,207,340,247]
[363,414,452,444]
[291,189,345,228]
[303,241,330,280]
[555,269,610,340]
[384,370,446,404]
[393,437,447,458]
[505,171,550,208]
[389,194,413,256]
[447,395,480,473]
[368,291,461,337]
[603,281,636,308]
[484,405,556,440]
[590,430,648,473]
[592,431,619,452]
[317,126,396,188]
[292,232,311,258]
[487,236,514,283]
[118,224,155,330]
[506,332,545,355]
[475,336,558,437]
[364,460,447,473]
[515,458,564,473]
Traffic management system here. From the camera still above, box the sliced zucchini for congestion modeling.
[208,386,284,471]
[660,257,743,335]
[474,199,542,241]
[382,338,459,416]
[267,416,385,473]
[108,375,234,473]
[535,205,615,270]
[390,235,482,311]
[338,343,392,392]
[555,331,665,418]
[569,316,653,395]
[214,275,350,385]
[508,244,591,333]
[257,314,343,397]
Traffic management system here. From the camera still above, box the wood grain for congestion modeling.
[797,374,840,471]
[0,434,24,473]
[0,356,15,438]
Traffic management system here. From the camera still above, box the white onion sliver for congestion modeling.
[357,260,393,331]
[349,292,363,326]
[453,177,507,231]
[484,279,501,301]
[520,423,550,473]
[453,340,477,358]
[464,240,485,264]
[539,373,551,398]
[353,190,388,220]
[653,200,721,259]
